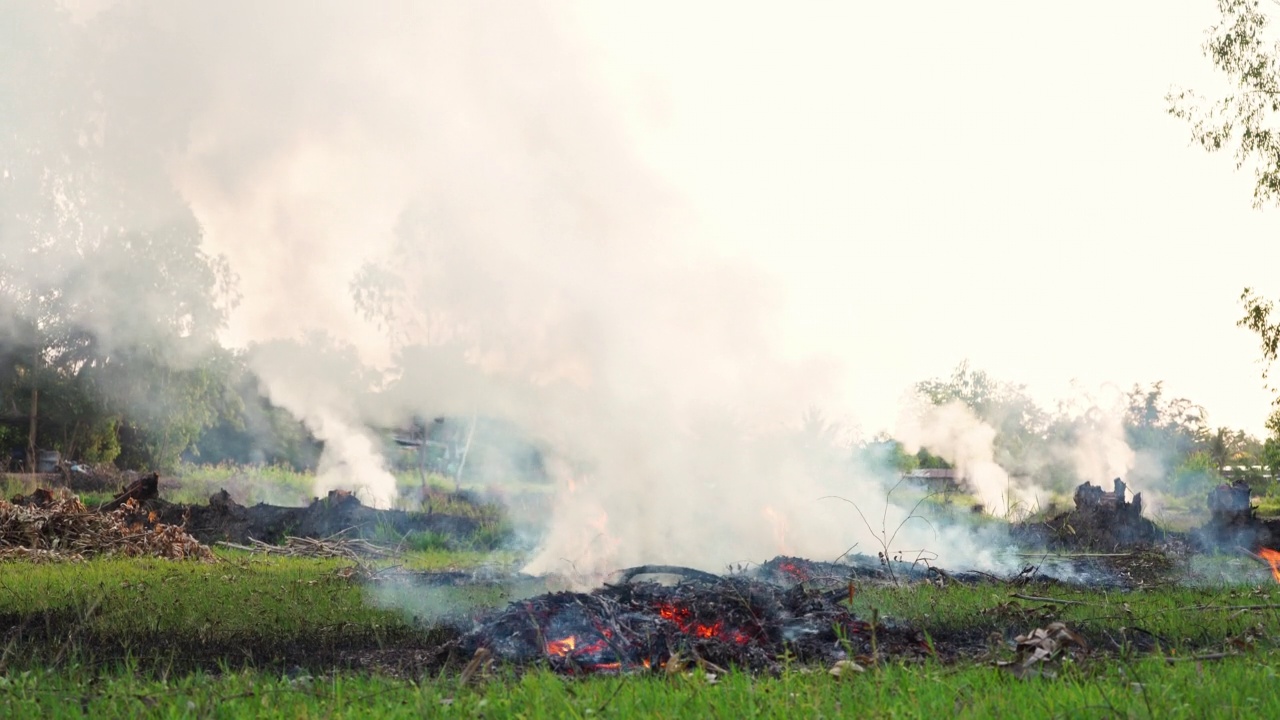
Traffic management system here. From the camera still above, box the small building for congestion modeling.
[903,468,961,493]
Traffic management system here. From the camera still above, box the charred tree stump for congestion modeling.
[99,472,159,512]
[1207,481,1254,527]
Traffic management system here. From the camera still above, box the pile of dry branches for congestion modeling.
[0,493,214,562]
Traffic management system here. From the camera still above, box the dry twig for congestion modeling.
[215,535,398,560]
[0,494,213,561]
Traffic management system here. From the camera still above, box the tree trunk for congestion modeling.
[26,386,37,474]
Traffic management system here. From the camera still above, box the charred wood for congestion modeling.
[98,472,159,512]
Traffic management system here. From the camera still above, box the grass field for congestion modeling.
[3,654,1280,719]
[0,547,1276,717]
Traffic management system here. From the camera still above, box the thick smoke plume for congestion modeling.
[4,2,1168,584]
[895,400,1025,515]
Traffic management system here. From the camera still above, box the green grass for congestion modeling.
[0,549,532,672]
[0,553,408,641]
[166,463,319,505]
[0,550,1276,716]
[0,551,1276,665]
[853,578,1280,652]
[2,655,1279,718]
[169,463,514,522]
[0,475,47,502]
[1256,493,1280,517]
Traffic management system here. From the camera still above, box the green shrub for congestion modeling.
[1171,451,1223,496]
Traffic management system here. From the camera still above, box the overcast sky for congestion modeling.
[569,1,1280,436]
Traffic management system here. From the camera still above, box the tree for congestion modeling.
[0,6,237,469]
[1170,3,1280,402]
[1168,0,1280,208]
[854,433,922,474]
[191,352,322,470]
[1122,382,1210,460]
[1239,288,1280,392]
[915,361,1050,477]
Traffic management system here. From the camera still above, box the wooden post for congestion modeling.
[455,413,478,492]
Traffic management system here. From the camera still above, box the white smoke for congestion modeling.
[895,400,1027,515]
[6,2,1150,579]
[1059,394,1137,487]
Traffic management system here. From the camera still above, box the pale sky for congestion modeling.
[572,1,1280,437]
[49,1,1280,439]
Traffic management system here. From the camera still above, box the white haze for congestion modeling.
[895,400,1031,516]
[0,1,1256,580]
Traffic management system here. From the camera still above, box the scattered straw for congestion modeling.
[217,535,398,560]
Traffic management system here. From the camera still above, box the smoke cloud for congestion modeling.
[895,400,1029,515]
[2,2,1176,584]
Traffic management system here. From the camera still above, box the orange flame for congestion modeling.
[657,602,750,644]
[658,603,692,627]
[694,621,722,639]
[546,636,576,656]
[1259,548,1280,584]
[778,561,809,581]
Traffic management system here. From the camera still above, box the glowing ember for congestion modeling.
[778,561,810,581]
[656,602,749,644]
[658,603,692,626]
[546,636,576,656]
[1259,548,1280,583]
[694,621,722,639]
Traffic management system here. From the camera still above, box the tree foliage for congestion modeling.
[1122,382,1210,460]
[1239,287,1280,391]
[915,360,1049,477]
[0,5,238,470]
[1171,3,1280,462]
[1168,0,1280,208]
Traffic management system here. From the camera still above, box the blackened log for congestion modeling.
[99,472,159,512]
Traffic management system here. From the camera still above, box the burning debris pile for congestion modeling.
[444,559,935,675]
[0,492,214,562]
[1013,478,1161,551]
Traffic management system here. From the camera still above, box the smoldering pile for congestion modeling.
[414,554,1031,676]
[1012,478,1163,551]
[441,560,935,675]
[0,492,214,562]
